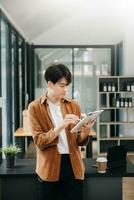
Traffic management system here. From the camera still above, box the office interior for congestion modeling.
[0,1,134,200]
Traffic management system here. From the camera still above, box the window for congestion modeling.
[0,10,27,147]
[33,46,115,114]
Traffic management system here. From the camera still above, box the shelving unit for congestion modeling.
[97,76,134,155]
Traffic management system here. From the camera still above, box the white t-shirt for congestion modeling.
[47,99,69,154]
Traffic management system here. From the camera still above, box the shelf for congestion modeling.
[100,122,134,124]
[99,91,134,94]
[98,152,134,156]
[97,76,134,155]
[100,137,119,141]
[99,107,134,110]
[100,137,134,141]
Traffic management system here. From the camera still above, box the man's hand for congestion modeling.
[80,119,96,135]
[61,114,80,129]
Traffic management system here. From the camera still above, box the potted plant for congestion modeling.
[0,145,21,168]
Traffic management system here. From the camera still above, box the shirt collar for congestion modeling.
[40,92,71,104]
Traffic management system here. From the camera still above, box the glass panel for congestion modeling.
[0,107,2,140]
[0,15,1,151]
[1,18,9,146]
[0,107,2,163]
[12,36,25,130]
[34,48,73,99]
[18,38,23,127]
[73,48,111,114]
[34,47,112,120]
[0,64,1,96]
[11,33,15,135]
[0,46,2,97]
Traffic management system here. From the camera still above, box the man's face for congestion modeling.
[48,77,69,99]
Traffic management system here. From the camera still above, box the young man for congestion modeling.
[28,63,95,200]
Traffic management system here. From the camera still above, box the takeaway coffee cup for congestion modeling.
[96,157,107,173]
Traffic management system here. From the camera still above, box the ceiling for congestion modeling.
[0,0,133,44]
[0,0,84,42]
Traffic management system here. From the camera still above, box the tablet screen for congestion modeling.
[71,110,104,133]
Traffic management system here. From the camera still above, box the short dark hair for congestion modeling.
[44,63,71,85]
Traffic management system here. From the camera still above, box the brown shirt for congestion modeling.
[28,93,89,181]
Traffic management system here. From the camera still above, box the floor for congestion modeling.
[123,178,134,200]
[92,141,134,200]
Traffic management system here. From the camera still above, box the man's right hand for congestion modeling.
[61,114,80,129]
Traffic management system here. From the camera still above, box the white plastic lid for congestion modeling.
[96,157,107,162]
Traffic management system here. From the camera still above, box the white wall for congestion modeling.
[123,3,134,75]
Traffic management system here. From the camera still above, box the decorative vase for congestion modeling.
[6,154,15,168]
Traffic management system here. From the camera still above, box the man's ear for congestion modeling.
[47,81,53,88]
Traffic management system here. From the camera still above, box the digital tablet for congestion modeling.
[71,110,104,133]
